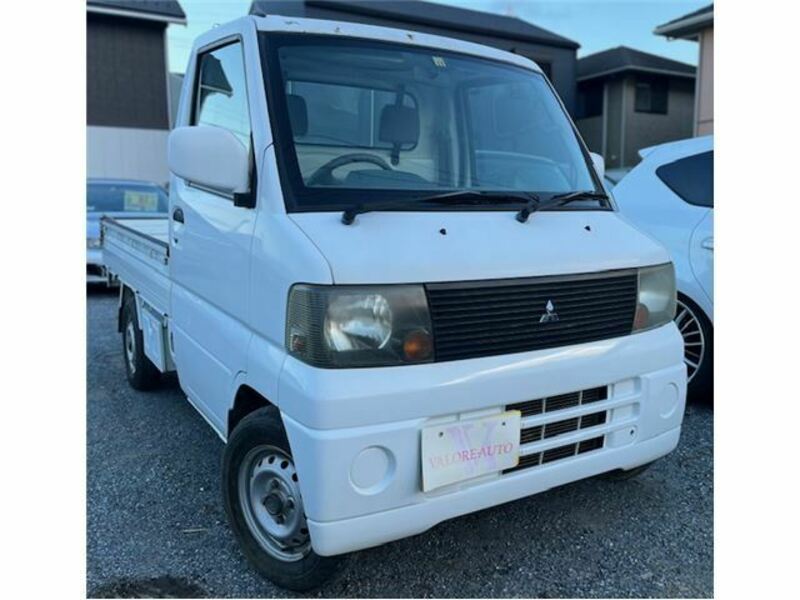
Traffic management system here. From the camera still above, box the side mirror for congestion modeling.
[168,126,250,195]
[589,152,605,179]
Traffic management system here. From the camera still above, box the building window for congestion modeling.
[578,80,604,119]
[634,77,668,114]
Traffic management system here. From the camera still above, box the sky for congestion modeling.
[167,0,706,74]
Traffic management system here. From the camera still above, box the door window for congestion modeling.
[656,151,714,207]
[193,42,252,149]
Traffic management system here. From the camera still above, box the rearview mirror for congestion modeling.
[168,126,250,195]
[589,152,605,179]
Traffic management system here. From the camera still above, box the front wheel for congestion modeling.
[222,407,344,591]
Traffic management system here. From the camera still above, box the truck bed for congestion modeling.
[102,216,170,315]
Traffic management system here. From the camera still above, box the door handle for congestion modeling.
[701,237,713,250]
[172,207,185,223]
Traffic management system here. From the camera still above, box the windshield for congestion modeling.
[87,182,168,215]
[261,34,601,211]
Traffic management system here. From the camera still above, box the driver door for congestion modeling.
[170,40,256,432]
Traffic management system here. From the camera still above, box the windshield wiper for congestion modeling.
[341,190,538,225]
[516,190,609,223]
[549,190,610,204]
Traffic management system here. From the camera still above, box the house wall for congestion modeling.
[169,73,185,127]
[604,79,625,169]
[695,27,713,135]
[622,75,695,165]
[577,74,694,169]
[87,12,171,183]
[87,13,170,129]
[87,126,170,184]
[576,115,603,156]
[251,0,578,115]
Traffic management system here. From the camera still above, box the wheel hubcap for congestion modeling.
[238,446,311,562]
[124,321,137,375]
[674,299,705,384]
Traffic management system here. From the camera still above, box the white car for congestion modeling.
[614,136,713,401]
[603,167,631,189]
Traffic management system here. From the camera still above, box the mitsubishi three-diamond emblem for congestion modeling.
[539,299,559,323]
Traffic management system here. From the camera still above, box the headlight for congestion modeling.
[87,237,102,249]
[286,284,433,368]
[633,263,676,332]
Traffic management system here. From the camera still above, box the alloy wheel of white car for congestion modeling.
[674,298,705,384]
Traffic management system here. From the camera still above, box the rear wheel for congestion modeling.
[675,295,713,403]
[121,296,161,390]
[222,407,344,591]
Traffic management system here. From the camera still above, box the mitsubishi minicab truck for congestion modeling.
[101,15,686,590]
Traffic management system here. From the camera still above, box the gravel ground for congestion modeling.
[87,288,713,598]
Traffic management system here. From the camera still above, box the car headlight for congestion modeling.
[633,263,677,332]
[286,284,433,368]
[87,237,102,249]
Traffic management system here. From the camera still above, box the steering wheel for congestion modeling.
[306,153,392,186]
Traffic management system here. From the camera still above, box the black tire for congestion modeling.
[121,296,161,390]
[676,294,713,405]
[222,407,344,591]
[600,461,655,481]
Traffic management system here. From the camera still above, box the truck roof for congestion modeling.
[192,15,543,75]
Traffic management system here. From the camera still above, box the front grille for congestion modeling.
[508,386,607,417]
[504,386,609,474]
[426,270,638,362]
[505,436,604,473]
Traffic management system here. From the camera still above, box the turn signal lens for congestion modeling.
[289,325,307,353]
[633,303,650,330]
[403,329,433,361]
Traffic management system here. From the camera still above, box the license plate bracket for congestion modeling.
[421,411,521,492]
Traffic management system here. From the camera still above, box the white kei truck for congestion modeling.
[102,15,686,590]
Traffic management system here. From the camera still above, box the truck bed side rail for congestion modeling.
[101,215,171,319]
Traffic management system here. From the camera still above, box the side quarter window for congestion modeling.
[193,42,252,151]
[655,150,714,208]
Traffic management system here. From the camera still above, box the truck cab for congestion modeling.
[102,15,686,590]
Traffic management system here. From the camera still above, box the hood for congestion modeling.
[290,210,670,284]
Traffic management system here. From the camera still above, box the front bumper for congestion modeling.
[278,323,686,556]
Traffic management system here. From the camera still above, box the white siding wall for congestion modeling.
[87,126,170,184]
[695,27,714,135]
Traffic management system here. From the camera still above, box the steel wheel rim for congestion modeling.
[674,298,705,384]
[238,445,311,562]
[124,321,137,375]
